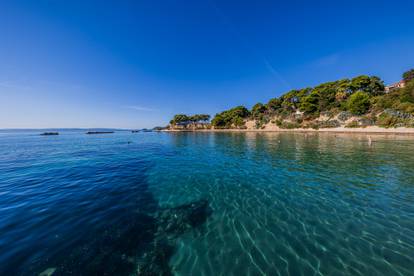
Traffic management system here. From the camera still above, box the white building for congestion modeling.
[385,80,406,93]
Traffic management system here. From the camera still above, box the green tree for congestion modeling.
[311,83,338,110]
[211,114,225,127]
[280,89,310,111]
[189,114,211,123]
[233,116,245,127]
[170,114,190,125]
[198,114,211,122]
[368,76,385,96]
[267,98,282,112]
[399,79,414,103]
[403,69,414,83]
[251,103,267,118]
[211,106,249,128]
[347,92,371,115]
[350,75,384,96]
[300,91,320,114]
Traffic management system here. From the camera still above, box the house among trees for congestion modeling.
[385,80,406,93]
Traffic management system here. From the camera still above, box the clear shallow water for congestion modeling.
[0,130,413,275]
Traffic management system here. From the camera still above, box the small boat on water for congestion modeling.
[40,132,59,136]
[86,131,114,135]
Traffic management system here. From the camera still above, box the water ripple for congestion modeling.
[0,131,413,275]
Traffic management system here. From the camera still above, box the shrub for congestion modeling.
[403,69,414,83]
[301,121,319,129]
[255,120,263,129]
[399,79,414,104]
[347,92,370,115]
[405,119,414,127]
[254,114,269,129]
[273,119,282,127]
[377,113,401,128]
[309,122,319,130]
[394,102,414,114]
[345,120,359,128]
[359,115,375,127]
[233,116,245,128]
[279,121,301,129]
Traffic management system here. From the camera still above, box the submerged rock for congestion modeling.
[136,239,174,276]
[136,199,212,275]
[36,199,212,276]
[156,199,212,238]
[38,267,56,276]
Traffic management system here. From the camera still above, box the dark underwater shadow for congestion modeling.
[15,159,212,276]
[42,200,212,276]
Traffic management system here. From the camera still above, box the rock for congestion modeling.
[384,109,413,119]
[37,199,211,276]
[155,199,212,238]
[318,119,340,128]
[39,267,56,276]
[337,111,352,122]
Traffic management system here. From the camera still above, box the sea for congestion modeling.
[0,129,413,275]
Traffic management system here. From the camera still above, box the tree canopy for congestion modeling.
[170,114,210,125]
[173,71,414,130]
[403,69,414,83]
[251,103,267,119]
[347,92,371,115]
[211,106,250,128]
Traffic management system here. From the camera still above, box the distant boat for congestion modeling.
[131,130,140,133]
[86,131,114,135]
[40,132,59,136]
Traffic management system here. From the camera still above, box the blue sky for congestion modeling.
[1,0,414,128]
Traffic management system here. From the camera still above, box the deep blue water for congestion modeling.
[0,130,413,275]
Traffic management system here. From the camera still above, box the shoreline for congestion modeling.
[163,126,414,135]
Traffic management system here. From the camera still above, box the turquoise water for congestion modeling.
[0,130,413,275]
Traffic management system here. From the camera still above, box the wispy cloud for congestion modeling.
[123,105,158,112]
[0,81,32,90]
[263,59,292,90]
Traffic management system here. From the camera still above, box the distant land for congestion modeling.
[166,69,414,134]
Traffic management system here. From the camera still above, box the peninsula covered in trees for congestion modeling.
[167,69,414,131]
[169,114,211,130]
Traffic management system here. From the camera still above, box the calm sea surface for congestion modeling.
[0,130,413,275]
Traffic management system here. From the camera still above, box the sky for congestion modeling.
[1,0,414,129]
